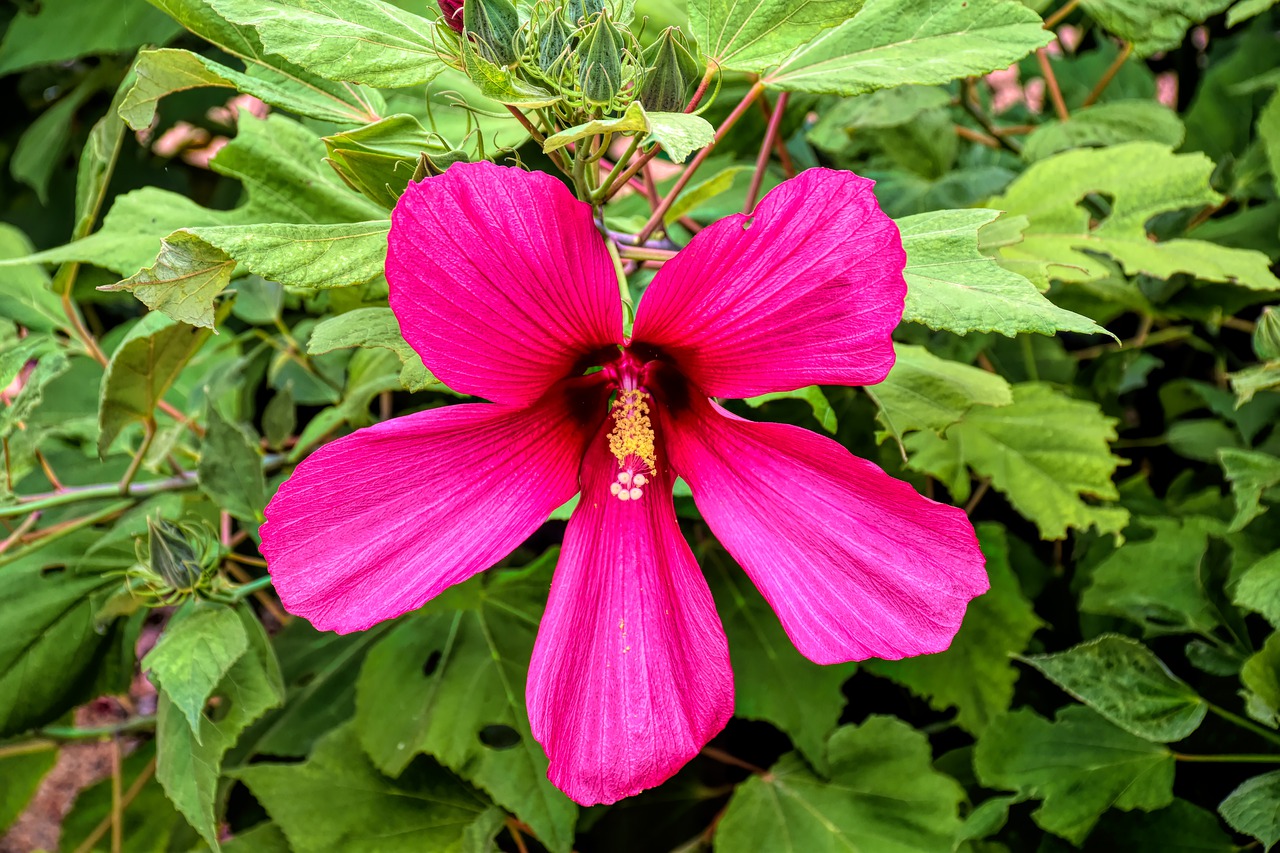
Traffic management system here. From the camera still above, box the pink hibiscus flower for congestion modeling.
[260,161,987,805]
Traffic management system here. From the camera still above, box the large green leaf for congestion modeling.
[101,233,236,331]
[122,47,385,129]
[309,308,437,392]
[1079,0,1233,57]
[144,0,387,124]
[992,142,1280,290]
[1022,101,1185,162]
[905,383,1129,539]
[97,310,216,454]
[1218,770,1280,851]
[869,344,1013,443]
[0,0,181,74]
[156,608,284,849]
[355,555,576,853]
[207,0,446,88]
[142,602,250,738]
[707,553,853,771]
[1240,631,1280,729]
[1235,550,1280,629]
[1080,516,1220,637]
[0,745,56,835]
[763,0,1052,96]
[1219,448,1280,532]
[715,716,965,853]
[0,225,68,334]
[688,0,862,72]
[898,209,1107,337]
[198,404,268,524]
[0,534,133,738]
[1021,635,1208,742]
[235,724,505,853]
[974,706,1175,844]
[865,524,1042,734]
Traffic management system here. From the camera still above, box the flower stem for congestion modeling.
[1037,49,1070,121]
[604,237,634,332]
[1174,753,1280,763]
[744,91,789,213]
[1083,42,1133,107]
[1208,703,1280,749]
[1042,0,1080,29]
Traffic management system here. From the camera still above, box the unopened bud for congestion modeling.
[639,27,700,113]
[145,518,209,592]
[537,9,573,75]
[437,0,465,33]
[577,10,624,106]
[1254,306,1280,361]
[566,0,603,25]
[464,0,521,66]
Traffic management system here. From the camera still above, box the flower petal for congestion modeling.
[632,168,905,397]
[261,382,606,633]
[662,396,987,664]
[387,161,623,405]
[527,424,733,806]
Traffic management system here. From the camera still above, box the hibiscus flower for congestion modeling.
[260,161,987,805]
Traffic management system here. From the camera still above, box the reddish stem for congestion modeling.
[744,91,789,213]
[1037,49,1070,121]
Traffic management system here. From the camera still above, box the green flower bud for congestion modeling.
[577,10,624,106]
[537,8,573,75]
[638,27,700,113]
[324,114,439,209]
[144,517,214,592]
[464,0,521,66]
[1254,306,1280,362]
[566,0,603,25]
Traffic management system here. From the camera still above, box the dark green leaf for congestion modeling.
[142,601,250,737]
[198,403,268,524]
[1218,770,1280,850]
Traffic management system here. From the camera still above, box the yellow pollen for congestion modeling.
[608,389,656,473]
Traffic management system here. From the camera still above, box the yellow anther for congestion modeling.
[608,389,656,473]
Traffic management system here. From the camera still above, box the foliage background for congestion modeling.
[1,0,1280,850]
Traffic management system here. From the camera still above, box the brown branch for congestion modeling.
[1037,49,1070,121]
[1083,42,1133,107]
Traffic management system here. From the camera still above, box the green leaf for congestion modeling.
[0,744,56,834]
[974,706,1175,844]
[236,724,505,853]
[1241,631,1280,728]
[142,602,250,738]
[101,232,236,331]
[1227,0,1278,25]
[144,0,387,125]
[644,112,715,163]
[1235,550,1280,629]
[1079,0,1234,57]
[324,114,445,209]
[309,308,437,392]
[544,102,649,154]
[198,404,268,524]
[991,142,1280,291]
[869,344,1013,444]
[355,556,576,853]
[0,0,181,75]
[207,0,446,88]
[1090,799,1236,852]
[0,224,68,334]
[1219,448,1280,532]
[1219,770,1280,850]
[0,533,132,737]
[191,221,390,290]
[905,383,1129,539]
[11,71,106,204]
[763,0,1052,96]
[707,553,853,770]
[122,47,384,129]
[808,85,952,154]
[1229,363,1280,407]
[664,165,752,225]
[743,386,838,435]
[1022,101,1185,161]
[865,524,1043,735]
[715,716,965,853]
[156,608,284,849]
[97,311,215,455]
[688,0,862,72]
[898,208,1108,337]
[241,620,389,758]
[1080,517,1220,637]
[1021,634,1207,742]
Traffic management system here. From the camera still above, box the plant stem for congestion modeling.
[604,237,634,330]
[1037,49,1070,121]
[960,80,1023,155]
[594,134,642,201]
[0,738,57,760]
[111,739,123,853]
[1083,42,1133,106]
[754,92,796,178]
[617,245,677,262]
[635,81,765,244]
[505,105,571,176]
[1042,0,1080,29]
[72,757,156,853]
[1208,703,1280,749]
[744,91,789,213]
[1174,752,1280,763]
[39,716,157,740]
[0,511,41,557]
[118,420,156,493]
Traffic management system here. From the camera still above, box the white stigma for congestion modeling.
[611,467,651,502]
